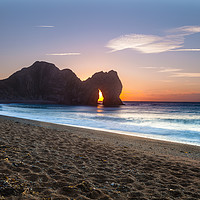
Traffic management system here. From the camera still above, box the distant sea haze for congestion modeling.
[0,102,200,146]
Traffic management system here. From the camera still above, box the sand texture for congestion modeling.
[0,115,200,200]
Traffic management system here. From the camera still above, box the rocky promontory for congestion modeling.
[0,61,123,106]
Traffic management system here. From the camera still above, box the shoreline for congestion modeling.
[1,102,200,148]
[0,115,200,199]
[1,114,200,148]
[1,114,200,162]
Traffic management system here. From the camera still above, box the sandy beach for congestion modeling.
[0,115,199,200]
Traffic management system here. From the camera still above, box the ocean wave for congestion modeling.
[1,102,200,146]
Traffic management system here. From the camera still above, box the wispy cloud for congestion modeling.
[35,25,55,28]
[169,26,200,34]
[158,68,182,73]
[170,73,200,78]
[107,34,160,52]
[169,49,200,52]
[141,66,183,73]
[106,25,200,53]
[46,53,81,56]
[141,66,200,79]
[140,66,158,69]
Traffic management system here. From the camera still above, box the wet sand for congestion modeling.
[0,115,200,199]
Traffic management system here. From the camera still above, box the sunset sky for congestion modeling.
[1,0,200,101]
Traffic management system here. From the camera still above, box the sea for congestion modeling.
[0,102,200,146]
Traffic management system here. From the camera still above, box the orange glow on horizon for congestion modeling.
[98,89,104,102]
[120,90,200,102]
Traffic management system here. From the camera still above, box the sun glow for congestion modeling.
[98,89,104,102]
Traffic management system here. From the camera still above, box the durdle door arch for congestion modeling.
[0,61,123,107]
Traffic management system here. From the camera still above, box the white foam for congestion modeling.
[1,102,200,146]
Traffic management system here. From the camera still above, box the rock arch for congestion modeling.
[0,61,123,106]
[83,70,123,106]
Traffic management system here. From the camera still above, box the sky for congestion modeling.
[0,0,200,102]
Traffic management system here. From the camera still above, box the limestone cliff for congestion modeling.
[0,61,123,106]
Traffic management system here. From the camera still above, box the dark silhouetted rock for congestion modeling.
[0,61,123,106]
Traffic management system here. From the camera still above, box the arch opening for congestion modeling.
[98,89,104,103]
